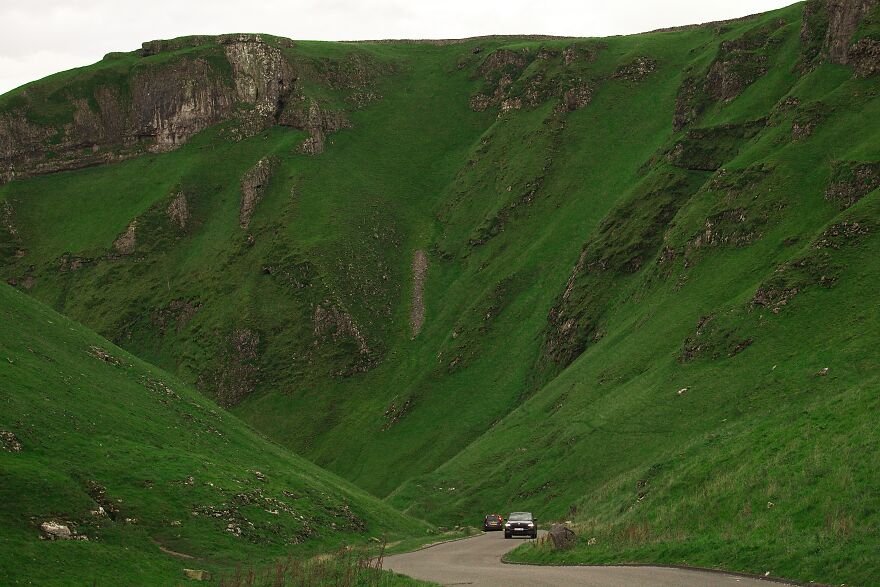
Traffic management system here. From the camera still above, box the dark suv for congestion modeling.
[504,511,537,539]
[483,514,504,531]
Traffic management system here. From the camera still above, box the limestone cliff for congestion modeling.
[0,34,381,183]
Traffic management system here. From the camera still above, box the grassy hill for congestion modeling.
[0,284,428,585]
[1,0,879,584]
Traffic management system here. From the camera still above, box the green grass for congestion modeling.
[1,2,879,584]
[0,284,429,585]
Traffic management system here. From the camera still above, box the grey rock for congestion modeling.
[548,523,577,550]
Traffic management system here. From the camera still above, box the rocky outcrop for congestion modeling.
[382,397,413,430]
[410,250,427,338]
[113,220,138,255]
[612,57,658,81]
[239,156,279,228]
[469,44,605,114]
[673,76,705,131]
[800,0,879,72]
[562,84,593,111]
[0,35,372,183]
[752,252,838,313]
[131,57,234,152]
[166,192,190,229]
[183,569,211,581]
[313,300,374,375]
[824,160,880,208]
[674,21,783,129]
[224,35,297,137]
[469,48,531,112]
[40,521,87,541]
[313,302,369,353]
[0,430,22,452]
[282,101,351,155]
[825,0,876,63]
[849,37,880,76]
[0,114,59,182]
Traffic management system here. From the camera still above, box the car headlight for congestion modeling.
[527,522,534,527]
[504,522,511,527]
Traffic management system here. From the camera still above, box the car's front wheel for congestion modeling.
[504,532,511,539]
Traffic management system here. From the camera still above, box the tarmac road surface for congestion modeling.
[384,531,791,587]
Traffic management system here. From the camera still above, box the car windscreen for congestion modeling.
[508,513,531,521]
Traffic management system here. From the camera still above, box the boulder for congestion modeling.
[40,521,72,540]
[183,569,211,581]
[548,523,577,550]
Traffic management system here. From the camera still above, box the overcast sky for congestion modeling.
[1,0,795,95]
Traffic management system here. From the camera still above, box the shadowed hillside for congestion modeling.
[0,284,427,584]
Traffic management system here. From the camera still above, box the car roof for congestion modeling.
[509,511,532,516]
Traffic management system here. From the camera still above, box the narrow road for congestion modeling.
[384,532,791,587]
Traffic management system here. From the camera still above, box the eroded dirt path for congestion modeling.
[385,532,791,587]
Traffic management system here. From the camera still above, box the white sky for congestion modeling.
[1,0,796,95]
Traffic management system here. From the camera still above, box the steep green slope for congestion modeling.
[0,284,427,585]
[0,0,879,584]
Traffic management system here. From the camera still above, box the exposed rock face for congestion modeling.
[239,156,279,228]
[0,114,57,182]
[469,49,530,112]
[548,524,577,550]
[825,0,876,63]
[113,220,138,254]
[0,35,368,183]
[673,76,704,131]
[705,53,768,102]
[132,57,234,152]
[283,101,351,155]
[224,36,295,119]
[166,192,190,229]
[410,250,427,338]
[479,48,528,74]
[800,0,878,72]
[674,20,782,129]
